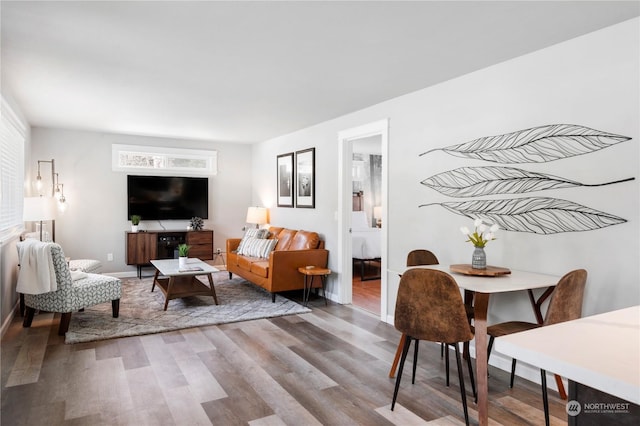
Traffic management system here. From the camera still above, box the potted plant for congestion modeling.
[130,215,141,232]
[178,244,190,269]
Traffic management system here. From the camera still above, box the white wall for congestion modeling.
[30,128,253,274]
[253,18,639,324]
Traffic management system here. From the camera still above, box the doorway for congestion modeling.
[351,136,383,314]
[337,119,389,321]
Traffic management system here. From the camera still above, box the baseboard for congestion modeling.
[1,300,20,339]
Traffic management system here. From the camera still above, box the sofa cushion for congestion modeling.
[275,229,297,251]
[237,254,261,271]
[288,230,321,250]
[237,237,278,258]
[250,260,269,278]
[268,227,283,239]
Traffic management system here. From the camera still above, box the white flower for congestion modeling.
[460,220,499,248]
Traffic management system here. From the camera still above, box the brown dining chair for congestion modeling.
[406,249,439,267]
[487,268,587,426]
[391,268,476,426]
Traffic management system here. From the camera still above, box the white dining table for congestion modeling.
[494,305,640,406]
[389,264,561,426]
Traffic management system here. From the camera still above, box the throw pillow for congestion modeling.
[237,237,278,258]
[237,228,269,253]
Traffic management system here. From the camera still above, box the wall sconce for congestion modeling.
[36,159,68,212]
[246,206,268,229]
[57,183,67,213]
[35,159,55,195]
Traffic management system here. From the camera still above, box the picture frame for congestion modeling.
[295,148,315,208]
[276,152,294,207]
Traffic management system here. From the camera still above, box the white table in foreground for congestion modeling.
[393,264,561,426]
[495,305,640,407]
[150,258,219,310]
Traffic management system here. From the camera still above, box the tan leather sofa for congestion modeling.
[226,227,329,302]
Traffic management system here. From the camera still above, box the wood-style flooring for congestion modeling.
[1,292,568,425]
[352,260,381,316]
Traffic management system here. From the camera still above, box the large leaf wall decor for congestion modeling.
[419,197,627,234]
[421,166,635,197]
[419,124,631,163]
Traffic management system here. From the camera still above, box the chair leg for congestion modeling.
[487,335,495,379]
[23,307,35,328]
[391,335,413,411]
[541,369,550,426]
[412,339,419,384]
[112,299,120,318]
[464,342,477,400]
[454,343,470,426]
[58,312,72,336]
[510,358,517,388]
[487,335,495,362]
[445,344,450,386]
[228,272,232,280]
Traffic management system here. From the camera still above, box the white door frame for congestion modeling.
[337,119,389,321]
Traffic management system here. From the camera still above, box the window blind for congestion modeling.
[0,96,26,244]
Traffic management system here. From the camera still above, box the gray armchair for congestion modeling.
[20,242,122,336]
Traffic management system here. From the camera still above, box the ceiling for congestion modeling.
[2,1,639,144]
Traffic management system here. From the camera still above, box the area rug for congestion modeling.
[65,271,311,344]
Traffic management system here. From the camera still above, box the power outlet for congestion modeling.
[216,248,221,255]
[107,253,113,261]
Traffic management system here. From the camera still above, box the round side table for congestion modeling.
[297,266,331,307]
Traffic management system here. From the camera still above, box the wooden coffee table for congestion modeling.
[150,258,219,310]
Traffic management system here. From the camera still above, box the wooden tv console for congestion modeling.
[125,229,213,278]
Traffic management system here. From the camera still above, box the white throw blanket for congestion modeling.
[16,239,58,294]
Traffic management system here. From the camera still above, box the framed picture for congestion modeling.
[276,152,294,207]
[295,148,315,208]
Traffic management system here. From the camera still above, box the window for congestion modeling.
[112,144,217,176]
[0,96,26,243]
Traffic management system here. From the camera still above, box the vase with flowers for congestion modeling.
[460,219,499,269]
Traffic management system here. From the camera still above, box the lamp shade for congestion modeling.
[246,206,268,225]
[373,206,382,220]
[23,197,57,221]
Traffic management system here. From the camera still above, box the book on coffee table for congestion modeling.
[178,266,204,272]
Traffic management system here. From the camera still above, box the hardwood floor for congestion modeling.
[352,260,381,316]
[1,296,568,425]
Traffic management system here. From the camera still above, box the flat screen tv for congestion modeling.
[127,175,208,220]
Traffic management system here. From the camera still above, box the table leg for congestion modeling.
[388,333,407,378]
[320,275,328,306]
[151,268,160,292]
[206,273,218,305]
[164,277,174,311]
[303,275,310,307]
[474,292,490,426]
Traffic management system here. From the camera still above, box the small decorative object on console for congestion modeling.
[190,216,204,231]
[130,215,141,232]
